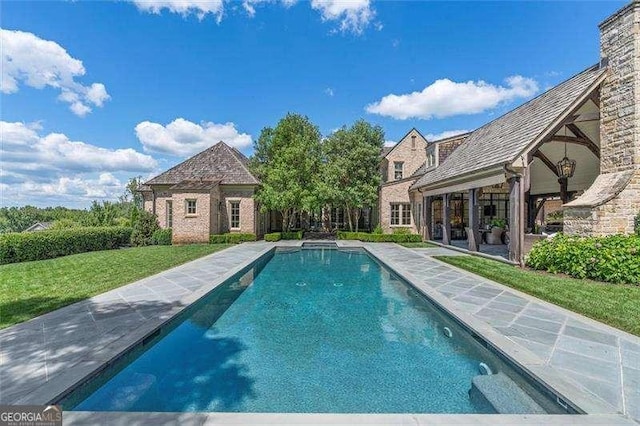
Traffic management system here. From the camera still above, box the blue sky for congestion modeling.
[1,0,625,208]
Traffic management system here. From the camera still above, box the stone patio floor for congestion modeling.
[0,241,638,425]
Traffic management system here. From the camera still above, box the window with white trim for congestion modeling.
[394,162,404,180]
[230,201,240,229]
[166,200,173,228]
[391,203,411,226]
[186,199,197,215]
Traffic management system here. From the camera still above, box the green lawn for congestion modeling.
[0,244,231,329]
[399,242,436,248]
[435,255,640,336]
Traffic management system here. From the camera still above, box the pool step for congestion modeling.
[302,241,338,249]
[469,372,547,414]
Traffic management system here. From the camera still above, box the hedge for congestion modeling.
[264,232,281,242]
[337,231,422,243]
[281,231,303,240]
[526,233,640,284]
[209,233,257,244]
[0,226,132,264]
[152,228,172,245]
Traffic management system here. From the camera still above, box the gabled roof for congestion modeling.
[145,142,259,186]
[24,222,52,232]
[412,65,606,190]
[382,127,429,159]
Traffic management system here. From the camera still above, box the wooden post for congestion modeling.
[558,177,569,204]
[442,193,451,246]
[423,195,432,241]
[467,188,480,252]
[508,177,523,264]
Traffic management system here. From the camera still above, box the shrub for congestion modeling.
[0,227,132,264]
[130,210,160,247]
[372,224,383,234]
[337,231,421,243]
[209,233,257,244]
[392,227,410,235]
[264,232,282,242]
[635,212,640,236]
[152,228,172,245]
[281,230,303,240]
[526,233,640,284]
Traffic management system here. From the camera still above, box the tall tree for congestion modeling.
[251,113,323,231]
[323,120,384,231]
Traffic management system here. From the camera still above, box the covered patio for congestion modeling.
[411,65,606,264]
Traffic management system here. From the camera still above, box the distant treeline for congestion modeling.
[0,178,143,234]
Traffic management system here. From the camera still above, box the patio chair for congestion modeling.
[486,227,504,245]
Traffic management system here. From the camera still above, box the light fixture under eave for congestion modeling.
[556,143,576,179]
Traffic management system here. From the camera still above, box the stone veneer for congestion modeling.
[564,1,640,236]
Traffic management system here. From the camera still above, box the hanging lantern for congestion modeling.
[556,143,576,178]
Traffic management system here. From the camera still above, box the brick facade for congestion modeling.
[379,179,418,234]
[564,2,640,236]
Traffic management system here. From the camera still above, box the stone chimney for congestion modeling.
[564,1,640,236]
[599,0,640,174]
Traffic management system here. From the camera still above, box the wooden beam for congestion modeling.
[547,135,600,159]
[442,193,451,246]
[533,151,560,177]
[508,177,523,265]
[467,189,479,252]
[566,123,600,159]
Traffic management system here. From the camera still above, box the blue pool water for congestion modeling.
[68,248,542,413]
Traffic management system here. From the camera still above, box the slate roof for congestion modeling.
[412,65,606,190]
[145,142,259,186]
[381,146,393,157]
[169,179,222,191]
[410,163,427,177]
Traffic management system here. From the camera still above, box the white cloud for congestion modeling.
[0,122,158,207]
[384,140,395,147]
[135,118,253,157]
[425,130,469,141]
[311,0,375,34]
[1,122,157,174]
[366,75,539,120]
[1,29,111,117]
[132,0,225,22]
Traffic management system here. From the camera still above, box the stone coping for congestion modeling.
[1,241,638,424]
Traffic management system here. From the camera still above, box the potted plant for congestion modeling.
[486,218,506,245]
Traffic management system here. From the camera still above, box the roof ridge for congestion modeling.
[217,142,260,184]
[144,142,222,185]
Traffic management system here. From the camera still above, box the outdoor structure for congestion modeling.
[378,129,428,233]
[23,222,52,232]
[139,141,267,244]
[410,0,640,264]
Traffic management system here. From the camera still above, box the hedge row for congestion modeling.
[526,233,640,284]
[209,233,257,244]
[264,232,281,242]
[263,231,304,242]
[0,226,132,264]
[151,228,172,245]
[337,231,422,243]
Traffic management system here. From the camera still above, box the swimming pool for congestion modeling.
[64,248,564,414]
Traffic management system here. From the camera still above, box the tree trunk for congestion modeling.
[354,208,361,232]
[281,209,289,232]
[346,204,353,231]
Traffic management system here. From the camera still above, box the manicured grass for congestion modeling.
[434,255,640,336]
[0,244,231,329]
[399,242,437,248]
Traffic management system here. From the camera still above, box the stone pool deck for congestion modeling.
[0,241,638,425]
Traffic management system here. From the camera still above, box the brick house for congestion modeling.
[378,129,467,233]
[410,1,640,264]
[139,141,268,244]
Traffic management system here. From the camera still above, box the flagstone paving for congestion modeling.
[365,243,640,422]
[0,241,638,425]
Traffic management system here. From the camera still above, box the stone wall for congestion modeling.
[565,2,640,236]
[171,191,212,244]
[379,179,418,234]
[385,129,427,182]
[219,186,256,234]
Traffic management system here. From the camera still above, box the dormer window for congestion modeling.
[394,162,404,180]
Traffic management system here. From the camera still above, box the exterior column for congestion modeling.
[442,193,451,246]
[508,177,523,264]
[467,188,480,252]
[423,195,432,241]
